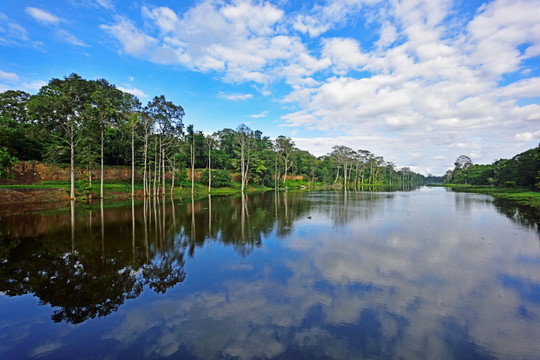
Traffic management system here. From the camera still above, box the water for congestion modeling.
[1,187,539,359]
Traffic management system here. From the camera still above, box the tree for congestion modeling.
[329,145,355,188]
[0,146,17,177]
[455,155,472,170]
[206,133,217,193]
[139,110,154,197]
[90,79,125,199]
[29,74,96,199]
[0,90,44,161]
[275,136,295,183]
[119,93,142,197]
[234,124,254,192]
[146,95,184,196]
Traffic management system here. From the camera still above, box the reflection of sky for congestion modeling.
[2,188,540,359]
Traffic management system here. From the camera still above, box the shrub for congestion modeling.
[200,169,232,187]
[0,146,18,178]
[504,181,517,188]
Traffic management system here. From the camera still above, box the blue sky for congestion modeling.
[1,0,539,175]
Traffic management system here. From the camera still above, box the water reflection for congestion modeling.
[1,189,540,359]
[0,192,311,324]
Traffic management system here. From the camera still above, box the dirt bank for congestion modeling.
[0,188,70,216]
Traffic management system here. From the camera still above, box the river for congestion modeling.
[1,187,539,359]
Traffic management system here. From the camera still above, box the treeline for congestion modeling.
[0,73,423,199]
[444,150,540,189]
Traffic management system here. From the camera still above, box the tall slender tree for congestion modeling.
[29,74,95,199]
[146,96,184,196]
[91,79,125,199]
[275,136,295,183]
[234,124,254,192]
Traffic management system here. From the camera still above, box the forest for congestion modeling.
[444,150,540,189]
[0,73,426,199]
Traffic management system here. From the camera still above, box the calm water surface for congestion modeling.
[1,187,540,359]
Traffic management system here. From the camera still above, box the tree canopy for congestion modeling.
[1,73,429,194]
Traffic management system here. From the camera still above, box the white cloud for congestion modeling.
[321,38,368,73]
[515,130,540,142]
[101,17,158,58]
[22,80,47,91]
[98,0,540,174]
[0,70,19,82]
[0,12,42,47]
[218,91,253,101]
[117,86,148,99]
[250,111,268,119]
[25,7,61,25]
[292,0,379,38]
[103,2,314,84]
[95,0,114,10]
[56,29,88,47]
[466,0,540,78]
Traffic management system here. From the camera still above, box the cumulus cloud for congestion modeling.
[99,0,540,174]
[100,17,158,59]
[101,192,540,359]
[515,130,540,142]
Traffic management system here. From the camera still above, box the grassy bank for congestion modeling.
[443,184,540,209]
[0,179,271,202]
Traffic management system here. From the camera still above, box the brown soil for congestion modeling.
[0,188,70,217]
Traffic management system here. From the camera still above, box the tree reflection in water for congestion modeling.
[0,191,312,325]
[2,189,537,327]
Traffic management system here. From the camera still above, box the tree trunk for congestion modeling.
[170,157,176,197]
[283,157,288,182]
[100,126,104,199]
[354,164,359,191]
[333,165,340,185]
[131,119,135,198]
[274,155,278,189]
[89,167,92,199]
[153,141,158,196]
[343,162,348,189]
[240,140,245,193]
[161,145,165,196]
[244,153,250,189]
[70,132,75,200]
[191,142,195,196]
[208,142,211,193]
[143,132,147,196]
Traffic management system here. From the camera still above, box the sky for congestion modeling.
[1,0,539,175]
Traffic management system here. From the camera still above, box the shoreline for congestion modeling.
[441,184,540,209]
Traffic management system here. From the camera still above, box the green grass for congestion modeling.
[1,178,273,204]
[444,184,540,209]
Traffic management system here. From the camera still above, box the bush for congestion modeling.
[200,169,232,187]
[0,146,18,178]
[504,181,517,188]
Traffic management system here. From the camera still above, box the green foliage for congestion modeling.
[0,146,18,177]
[448,148,540,189]
[2,74,431,193]
[200,169,232,187]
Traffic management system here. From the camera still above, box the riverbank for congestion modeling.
[442,184,540,209]
[0,180,270,216]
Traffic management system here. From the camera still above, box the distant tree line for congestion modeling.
[0,73,424,199]
[445,149,540,189]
